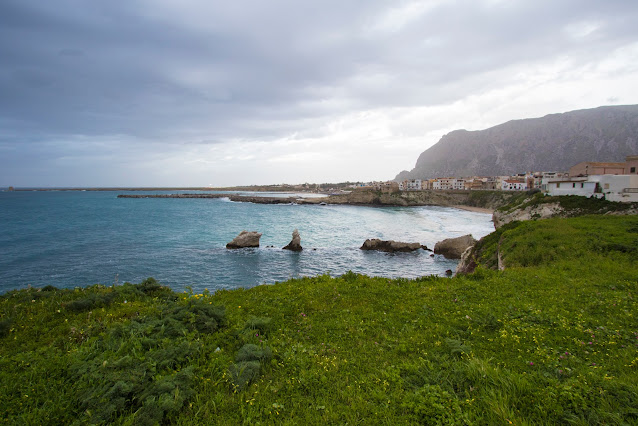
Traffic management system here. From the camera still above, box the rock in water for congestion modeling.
[360,239,423,252]
[226,230,262,249]
[283,229,303,251]
[434,234,477,259]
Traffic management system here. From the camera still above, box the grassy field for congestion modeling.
[1,215,637,424]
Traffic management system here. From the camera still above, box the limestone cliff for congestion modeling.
[492,194,638,228]
[492,202,564,228]
[397,104,638,181]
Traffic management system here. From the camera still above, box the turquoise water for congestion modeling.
[0,191,494,293]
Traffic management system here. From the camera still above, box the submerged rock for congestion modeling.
[226,230,262,249]
[434,234,477,259]
[360,239,423,252]
[283,229,303,251]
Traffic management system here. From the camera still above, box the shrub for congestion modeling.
[164,299,227,334]
[341,270,359,282]
[135,367,195,426]
[243,316,273,336]
[0,318,11,338]
[41,285,58,292]
[66,293,116,312]
[228,361,262,392]
[235,343,272,363]
[137,277,162,293]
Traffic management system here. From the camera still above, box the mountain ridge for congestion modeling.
[395,104,638,180]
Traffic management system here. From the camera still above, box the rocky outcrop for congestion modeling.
[456,233,507,275]
[434,234,477,259]
[283,229,302,251]
[455,245,478,275]
[492,202,564,228]
[360,239,425,252]
[226,231,262,249]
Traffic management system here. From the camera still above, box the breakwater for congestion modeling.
[117,193,319,204]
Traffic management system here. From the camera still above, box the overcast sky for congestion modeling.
[2,0,638,187]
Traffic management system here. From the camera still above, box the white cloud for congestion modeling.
[367,0,443,34]
[564,20,601,39]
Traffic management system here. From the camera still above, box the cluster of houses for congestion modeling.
[357,155,638,203]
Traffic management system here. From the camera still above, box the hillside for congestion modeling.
[491,192,638,228]
[2,215,637,424]
[396,104,638,180]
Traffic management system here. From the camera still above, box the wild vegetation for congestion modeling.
[497,190,638,215]
[1,215,637,424]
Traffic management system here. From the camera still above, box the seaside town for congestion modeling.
[348,154,638,203]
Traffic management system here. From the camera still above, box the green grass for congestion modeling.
[1,216,638,424]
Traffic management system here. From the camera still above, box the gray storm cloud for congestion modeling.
[1,0,638,186]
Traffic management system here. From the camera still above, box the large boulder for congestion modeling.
[226,231,262,249]
[434,234,477,259]
[283,229,302,251]
[360,239,424,252]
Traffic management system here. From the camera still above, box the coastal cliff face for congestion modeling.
[325,190,516,210]
[492,202,564,228]
[458,194,638,275]
[492,194,638,228]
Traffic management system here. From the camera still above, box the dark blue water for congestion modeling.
[0,191,495,293]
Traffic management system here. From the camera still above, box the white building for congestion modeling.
[590,175,638,202]
[547,179,597,197]
[432,178,453,190]
[539,172,568,192]
[501,179,527,191]
[404,179,422,191]
[451,178,466,190]
[546,175,638,202]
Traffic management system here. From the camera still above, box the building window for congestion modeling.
[572,183,576,188]
[631,167,636,173]
[580,183,584,188]
[604,183,610,189]
[556,183,560,188]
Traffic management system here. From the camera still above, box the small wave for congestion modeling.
[219,197,233,202]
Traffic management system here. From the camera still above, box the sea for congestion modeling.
[0,190,495,294]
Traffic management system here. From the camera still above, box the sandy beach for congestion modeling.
[452,205,494,214]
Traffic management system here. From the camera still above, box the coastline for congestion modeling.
[117,190,513,211]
